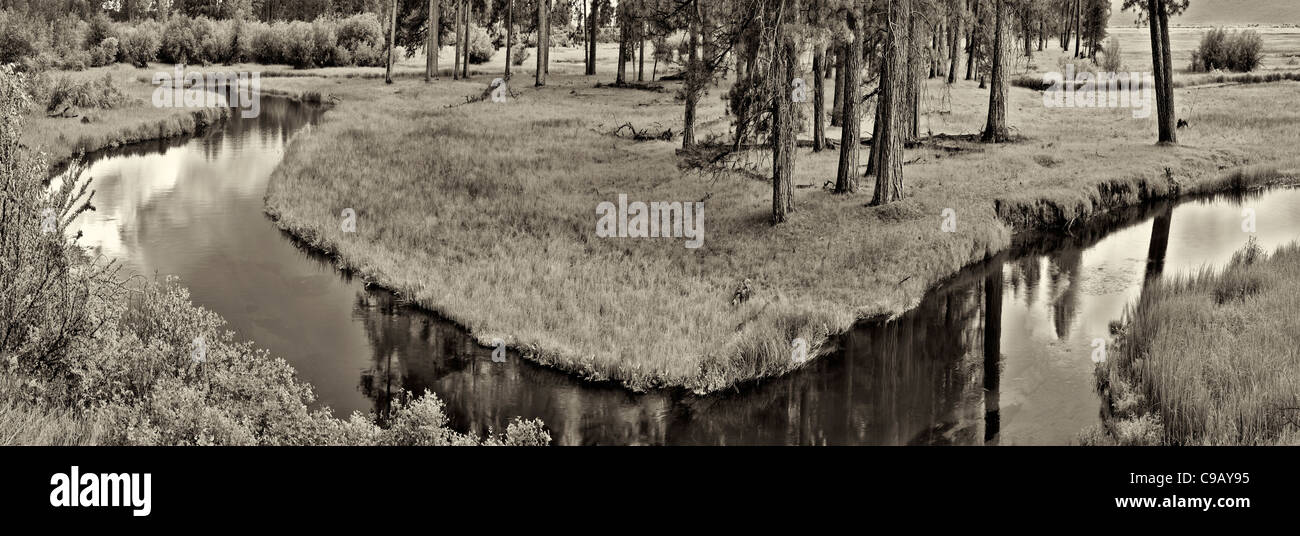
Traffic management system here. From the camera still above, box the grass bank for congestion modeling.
[255,45,1300,394]
[20,64,239,167]
[1085,240,1300,445]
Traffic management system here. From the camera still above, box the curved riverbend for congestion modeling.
[69,95,1300,445]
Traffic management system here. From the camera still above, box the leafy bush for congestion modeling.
[45,72,129,112]
[1100,36,1122,72]
[89,37,118,67]
[0,11,41,66]
[467,25,496,64]
[118,24,161,67]
[0,66,115,392]
[336,13,383,52]
[199,18,237,64]
[245,21,286,64]
[283,20,318,68]
[1190,28,1264,72]
[511,42,529,66]
[159,16,202,64]
[83,12,117,50]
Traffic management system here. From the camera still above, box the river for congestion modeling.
[68,95,1300,445]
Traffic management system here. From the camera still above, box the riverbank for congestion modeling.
[20,53,1300,397]
[4,67,549,445]
[251,47,1300,394]
[1086,240,1300,445]
[19,64,237,168]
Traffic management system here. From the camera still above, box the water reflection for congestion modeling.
[70,93,1300,444]
[358,188,1296,446]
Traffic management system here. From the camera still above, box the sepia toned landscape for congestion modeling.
[2,0,1299,446]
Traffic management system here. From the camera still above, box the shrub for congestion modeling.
[0,66,116,391]
[159,16,201,64]
[337,13,383,52]
[352,43,386,67]
[118,24,161,67]
[309,19,338,67]
[0,11,40,66]
[1190,28,1264,72]
[199,18,237,64]
[284,20,318,68]
[1100,36,1122,72]
[511,42,529,66]
[245,21,285,64]
[89,37,118,67]
[46,72,129,112]
[83,12,117,50]
[466,24,496,64]
[58,49,91,71]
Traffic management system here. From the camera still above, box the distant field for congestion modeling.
[1104,26,1300,74]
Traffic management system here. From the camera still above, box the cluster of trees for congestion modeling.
[4,0,1186,221]
[365,0,1183,223]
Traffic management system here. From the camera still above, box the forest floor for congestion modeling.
[24,39,1300,394]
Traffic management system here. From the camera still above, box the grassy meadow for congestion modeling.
[20,63,233,166]
[1087,240,1300,445]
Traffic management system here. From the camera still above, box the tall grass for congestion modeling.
[1094,240,1300,445]
[0,376,103,445]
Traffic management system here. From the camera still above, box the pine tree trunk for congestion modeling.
[453,0,462,79]
[1152,0,1176,144]
[536,0,548,86]
[981,0,1008,142]
[385,0,397,84]
[586,2,599,75]
[543,0,550,74]
[1024,22,1033,60]
[947,9,960,84]
[639,21,646,82]
[427,0,439,81]
[463,2,472,78]
[617,7,628,84]
[682,1,701,149]
[831,45,845,127]
[505,0,514,79]
[771,1,795,223]
[1073,0,1082,59]
[871,0,908,206]
[813,45,826,152]
[966,0,979,81]
[906,14,920,143]
[835,10,861,193]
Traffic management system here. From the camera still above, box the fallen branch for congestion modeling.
[611,122,674,142]
[443,80,520,108]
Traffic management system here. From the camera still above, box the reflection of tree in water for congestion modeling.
[1008,255,1041,307]
[666,257,998,445]
[1144,204,1173,288]
[1048,247,1082,340]
[983,266,1004,445]
[352,287,677,444]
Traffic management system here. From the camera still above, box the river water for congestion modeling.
[68,96,1300,445]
